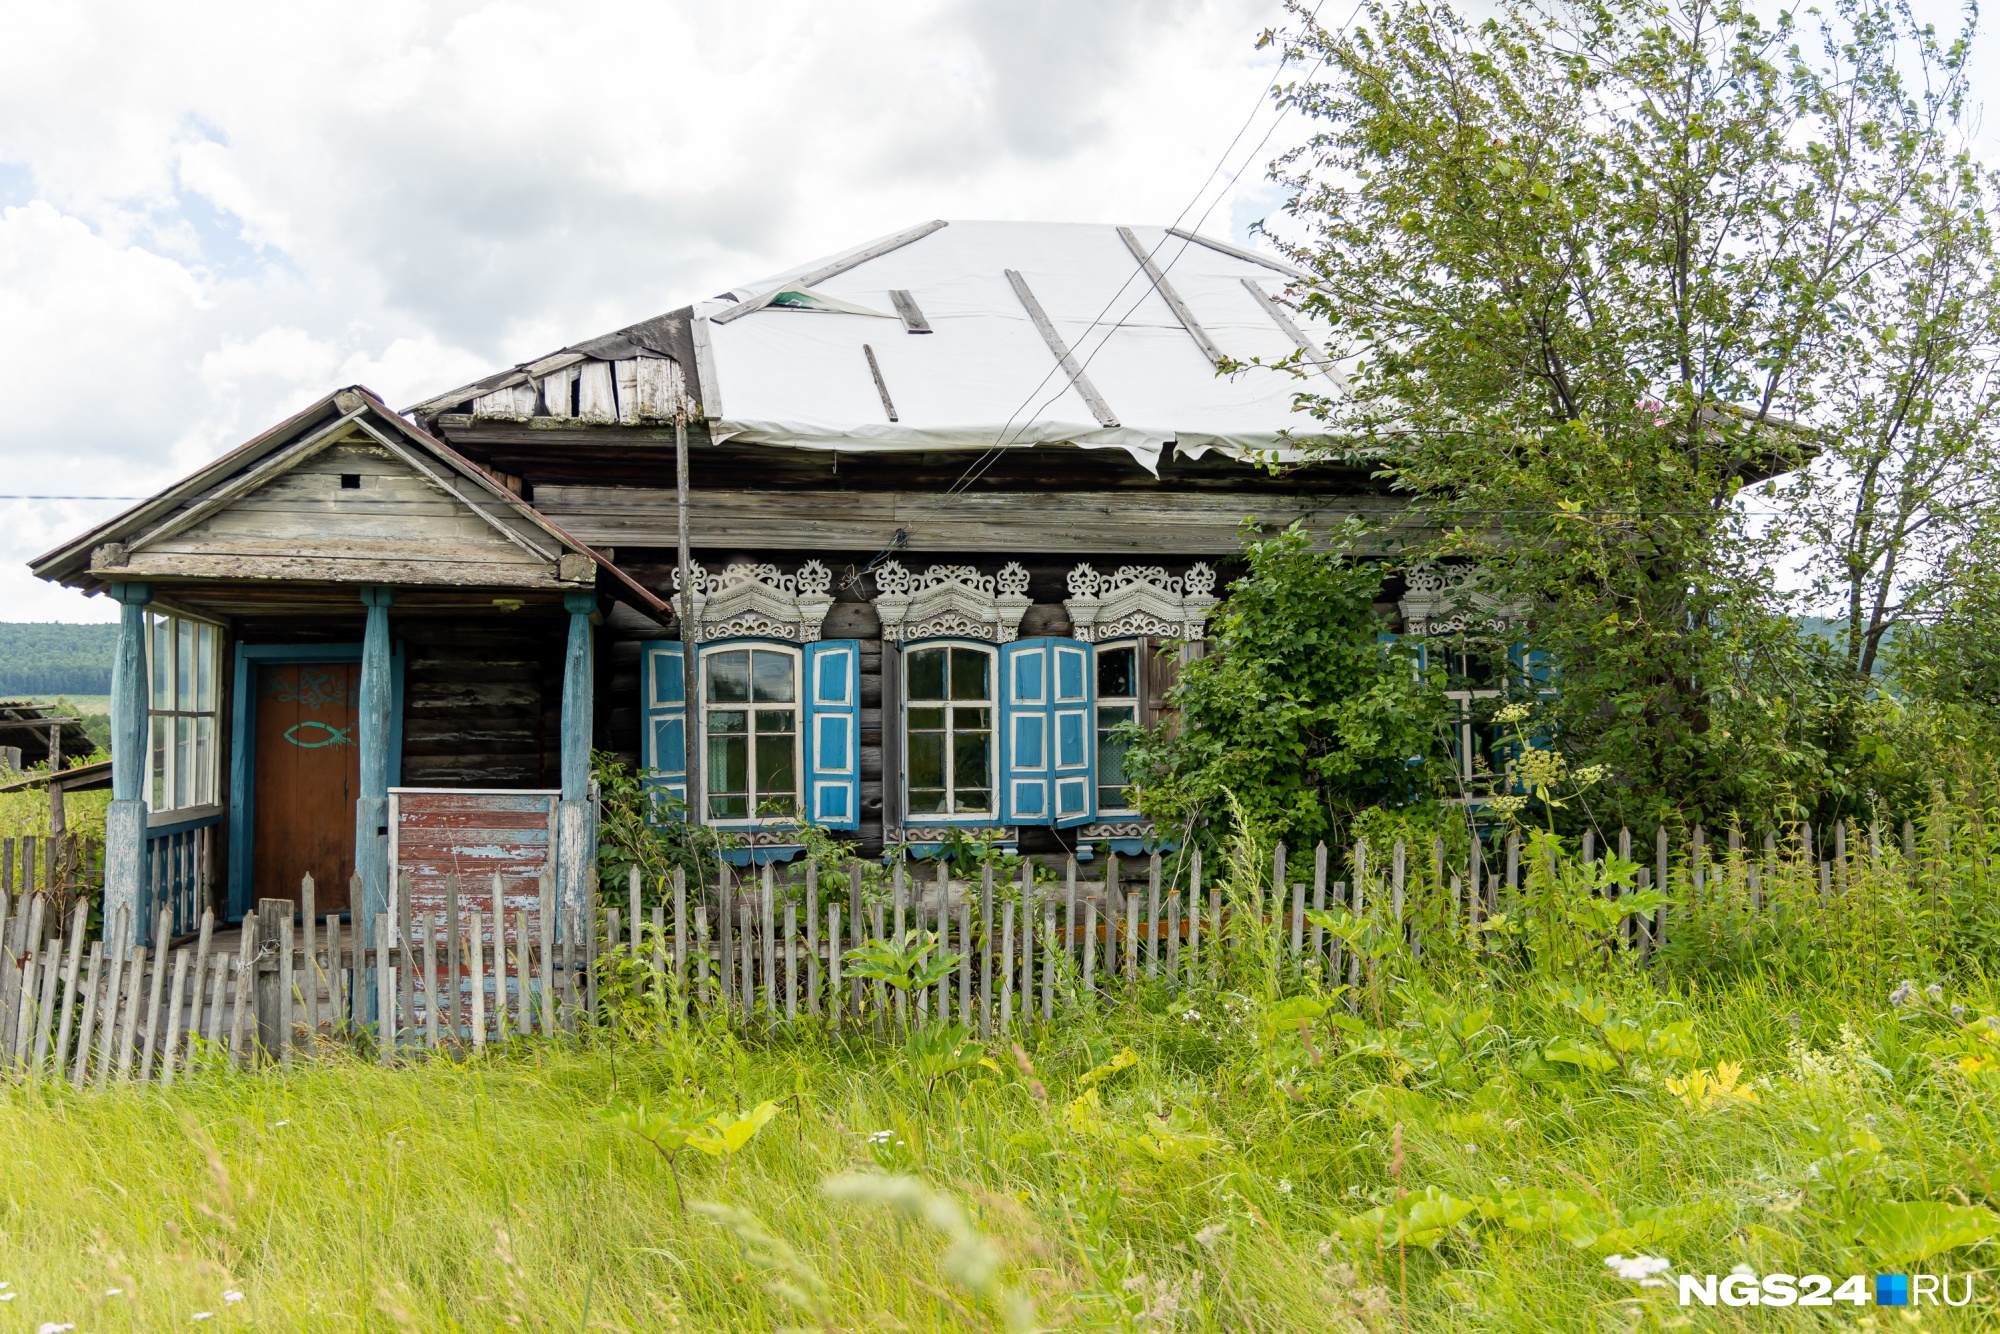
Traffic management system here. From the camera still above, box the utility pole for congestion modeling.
[675,409,701,824]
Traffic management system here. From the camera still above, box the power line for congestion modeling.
[846,0,1349,583]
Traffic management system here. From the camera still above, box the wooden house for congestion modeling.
[31,219,1469,945]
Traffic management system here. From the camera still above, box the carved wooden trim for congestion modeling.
[872,561,1032,643]
[671,560,834,643]
[1064,562,1217,643]
[1397,562,1523,636]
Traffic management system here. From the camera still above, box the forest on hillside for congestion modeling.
[0,622,117,696]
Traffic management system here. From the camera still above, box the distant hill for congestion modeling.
[0,622,119,695]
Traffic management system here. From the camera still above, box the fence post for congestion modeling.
[804,863,818,1022]
[979,863,994,1039]
[1146,854,1161,978]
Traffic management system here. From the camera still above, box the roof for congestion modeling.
[413,219,1346,472]
[0,702,97,770]
[30,387,669,614]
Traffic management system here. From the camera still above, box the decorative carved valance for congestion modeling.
[1397,562,1523,636]
[671,560,835,643]
[873,561,1032,643]
[1064,563,1217,643]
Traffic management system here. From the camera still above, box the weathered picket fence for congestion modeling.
[0,832,98,901]
[0,815,1943,1085]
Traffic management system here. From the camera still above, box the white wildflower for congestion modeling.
[1605,1255,1673,1282]
[106,1287,123,1295]
[1183,1010,1201,1022]
[192,1314,214,1322]
[1278,1178,1293,1195]
[37,1323,73,1334]
[1888,981,1915,1007]
[867,1130,894,1145]
[272,1120,289,1128]
[1952,1004,1967,1022]
[223,1290,244,1304]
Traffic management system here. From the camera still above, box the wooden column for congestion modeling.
[557,589,598,926]
[104,583,152,945]
[354,586,395,1019]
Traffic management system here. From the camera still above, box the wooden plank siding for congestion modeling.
[536,484,1404,554]
[100,437,575,588]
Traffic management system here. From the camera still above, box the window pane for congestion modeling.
[907,706,944,731]
[948,647,989,701]
[707,650,750,703]
[174,715,193,808]
[708,709,747,734]
[194,715,216,805]
[754,708,794,735]
[955,786,992,813]
[751,651,795,703]
[908,787,946,815]
[1097,645,1137,699]
[151,616,170,710]
[707,730,748,819]
[150,718,166,809]
[195,625,217,711]
[955,706,990,733]
[952,728,990,796]
[908,732,945,792]
[754,732,796,814]
[176,620,195,710]
[907,647,946,701]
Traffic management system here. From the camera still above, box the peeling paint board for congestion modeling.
[635,357,684,418]
[389,789,560,942]
[577,362,618,423]
[538,365,579,418]
[613,360,641,424]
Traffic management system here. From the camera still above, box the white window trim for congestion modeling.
[901,639,999,823]
[1093,639,1141,816]
[698,640,804,827]
[147,611,224,815]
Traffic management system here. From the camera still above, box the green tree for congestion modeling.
[1123,522,1450,845]
[1269,0,1986,824]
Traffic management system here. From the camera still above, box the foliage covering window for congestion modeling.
[1121,523,1450,846]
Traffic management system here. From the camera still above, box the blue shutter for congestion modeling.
[1002,637,1094,827]
[640,640,689,816]
[803,640,860,830]
[1051,639,1093,827]
[1001,639,1051,825]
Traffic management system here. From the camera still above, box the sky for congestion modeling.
[0,0,1301,622]
[0,0,1991,623]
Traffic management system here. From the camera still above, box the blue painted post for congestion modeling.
[104,584,151,946]
[557,591,597,930]
[355,587,395,1020]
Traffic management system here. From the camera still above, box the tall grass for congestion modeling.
[10,803,2000,1329]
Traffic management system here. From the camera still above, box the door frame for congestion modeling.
[227,642,404,922]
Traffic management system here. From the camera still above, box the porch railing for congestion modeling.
[144,810,220,943]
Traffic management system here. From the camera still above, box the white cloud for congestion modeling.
[0,0,1340,620]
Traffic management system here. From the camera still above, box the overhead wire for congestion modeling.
[845,0,1350,582]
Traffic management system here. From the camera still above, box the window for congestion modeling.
[905,644,994,816]
[702,646,800,821]
[149,612,222,812]
[1094,642,1139,812]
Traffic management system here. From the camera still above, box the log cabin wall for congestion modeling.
[398,616,567,789]
[598,547,1226,858]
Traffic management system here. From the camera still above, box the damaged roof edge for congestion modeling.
[405,307,698,420]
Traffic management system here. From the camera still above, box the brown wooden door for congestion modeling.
[253,662,362,912]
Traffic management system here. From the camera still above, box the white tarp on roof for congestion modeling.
[696,219,1343,471]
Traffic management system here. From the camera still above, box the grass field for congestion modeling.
[2,908,1995,1332]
